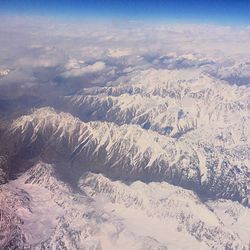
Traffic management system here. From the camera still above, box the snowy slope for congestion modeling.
[1,106,249,207]
[1,162,249,249]
[62,68,249,138]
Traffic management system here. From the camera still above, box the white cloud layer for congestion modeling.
[0,16,249,98]
[62,61,106,78]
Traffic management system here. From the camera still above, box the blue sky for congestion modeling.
[1,0,250,24]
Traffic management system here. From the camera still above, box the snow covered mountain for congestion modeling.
[216,62,250,86]
[0,62,249,249]
[61,68,249,138]
[1,103,249,206]
[1,162,250,249]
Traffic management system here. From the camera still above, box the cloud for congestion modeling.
[0,69,10,77]
[62,61,106,78]
[0,15,249,99]
[107,48,132,58]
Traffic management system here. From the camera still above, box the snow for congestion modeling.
[11,183,64,245]
[9,99,250,208]
[207,199,250,245]
[1,164,247,249]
